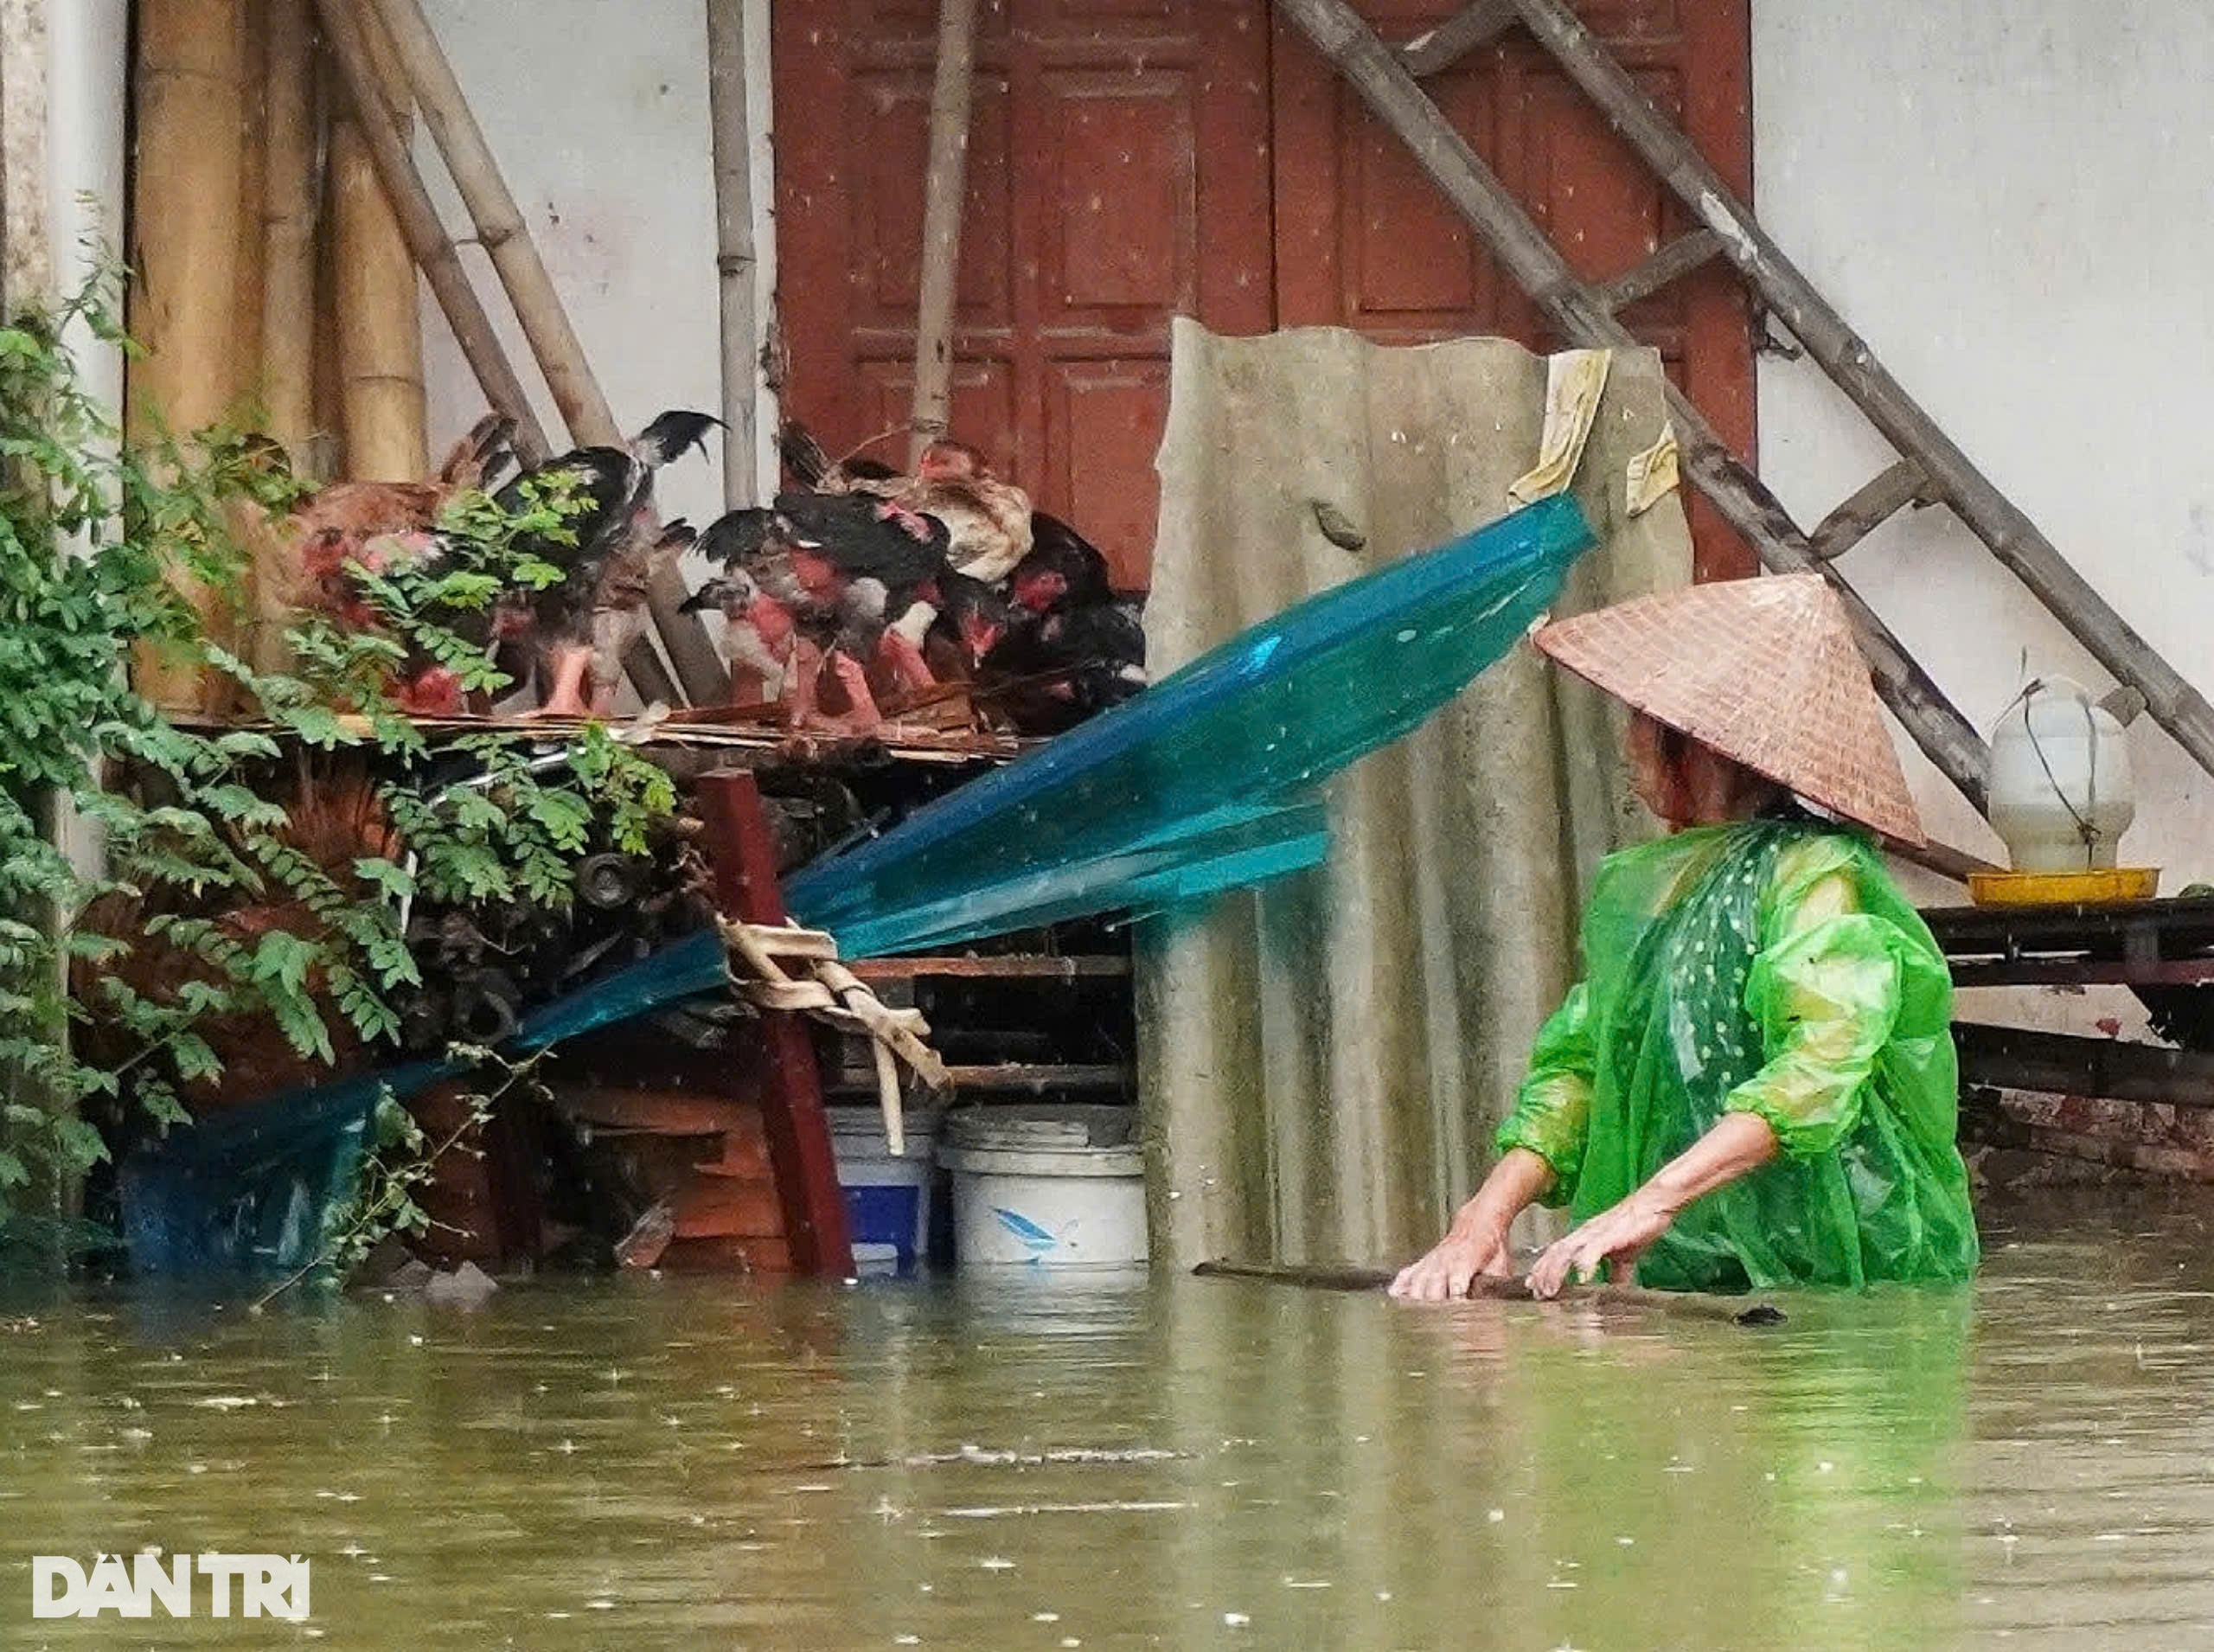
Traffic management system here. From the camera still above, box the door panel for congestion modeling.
[774,0,1754,588]
[775,0,1273,591]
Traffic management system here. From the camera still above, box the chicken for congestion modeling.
[851,439,1033,584]
[285,413,519,714]
[1006,510,1113,616]
[982,598,1148,735]
[491,409,720,716]
[687,491,950,733]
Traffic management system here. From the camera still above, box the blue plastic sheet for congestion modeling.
[787,494,1596,957]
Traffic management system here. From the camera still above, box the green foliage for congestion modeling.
[1,266,681,1254]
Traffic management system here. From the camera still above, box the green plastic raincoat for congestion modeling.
[1496,819,1978,1290]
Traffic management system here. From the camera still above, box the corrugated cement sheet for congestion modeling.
[1137,320,1693,1269]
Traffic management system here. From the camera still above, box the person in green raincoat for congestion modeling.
[1392,573,1978,1300]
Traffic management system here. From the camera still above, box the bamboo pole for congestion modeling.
[232,1,269,387]
[259,0,317,454]
[364,0,727,703]
[308,0,546,464]
[129,0,247,713]
[906,0,977,467]
[706,0,758,509]
[329,3,424,480]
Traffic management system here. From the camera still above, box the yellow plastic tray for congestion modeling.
[1967,868,2159,908]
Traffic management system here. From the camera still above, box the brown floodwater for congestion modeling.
[6,1192,2213,1649]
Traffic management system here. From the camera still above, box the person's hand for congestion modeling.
[1389,1220,1513,1302]
[1526,1187,1676,1298]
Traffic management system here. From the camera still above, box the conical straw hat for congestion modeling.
[1534,573,1926,846]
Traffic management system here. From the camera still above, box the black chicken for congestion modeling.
[982,599,1148,734]
[1006,510,1114,617]
[493,409,720,716]
[687,490,951,733]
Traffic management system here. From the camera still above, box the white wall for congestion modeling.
[413,0,778,533]
[1755,0,2214,1029]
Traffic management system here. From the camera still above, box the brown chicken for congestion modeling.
[285,413,519,714]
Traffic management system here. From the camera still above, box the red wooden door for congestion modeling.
[772,0,1755,587]
[1269,0,1756,578]
[773,0,1277,591]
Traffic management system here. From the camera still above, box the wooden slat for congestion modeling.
[1809,460,1929,563]
[1597,228,1724,316]
[945,1063,1132,1092]
[1393,0,1518,78]
[1508,0,2214,800]
[1270,0,1992,814]
[671,1175,785,1239]
[1955,1021,2214,1107]
[846,955,1132,983]
[659,1234,794,1274]
[557,1087,762,1137]
[1949,959,2214,990]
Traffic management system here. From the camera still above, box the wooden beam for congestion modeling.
[907,0,977,465]
[1393,0,1518,78]
[1272,0,1992,811]
[311,0,547,461]
[1507,0,2214,797]
[367,0,727,703]
[1810,459,1927,563]
[694,770,854,1278]
[845,954,1131,983]
[1955,1021,2214,1109]
[1596,227,1724,315]
[705,0,759,509]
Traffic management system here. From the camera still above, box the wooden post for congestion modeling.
[906,0,977,467]
[366,0,728,702]
[1271,0,1993,812]
[310,0,546,463]
[706,0,758,510]
[259,0,317,452]
[128,0,247,713]
[692,770,854,1278]
[329,3,424,480]
[232,2,269,389]
[1507,0,2214,800]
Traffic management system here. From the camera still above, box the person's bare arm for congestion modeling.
[1526,1112,1779,1297]
[1389,1148,1557,1301]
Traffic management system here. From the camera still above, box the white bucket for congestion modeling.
[939,1106,1149,1270]
[829,1106,937,1275]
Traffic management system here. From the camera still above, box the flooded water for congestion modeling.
[7,1194,2214,1649]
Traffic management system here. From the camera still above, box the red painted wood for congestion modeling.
[773,0,1277,591]
[692,771,856,1277]
[776,0,1754,585]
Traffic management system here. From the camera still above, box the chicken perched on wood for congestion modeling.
[686,490,951,733]
[1007,510,1114,617]
[283,413,518,714]
[490,409,720,716]
[852,439,1033,584]
[982,598,1149,735]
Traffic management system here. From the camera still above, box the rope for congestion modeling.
[715,917,948,1156]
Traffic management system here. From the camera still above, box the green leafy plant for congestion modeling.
[1,267,683,1257]
[250,1047,547,1311]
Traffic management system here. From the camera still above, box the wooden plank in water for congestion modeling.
[1193,1258,1786,1327]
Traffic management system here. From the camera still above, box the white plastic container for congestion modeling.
[1988,676,2136,872]
[829,1106,937,1275]
[939,1106,1149,1270]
